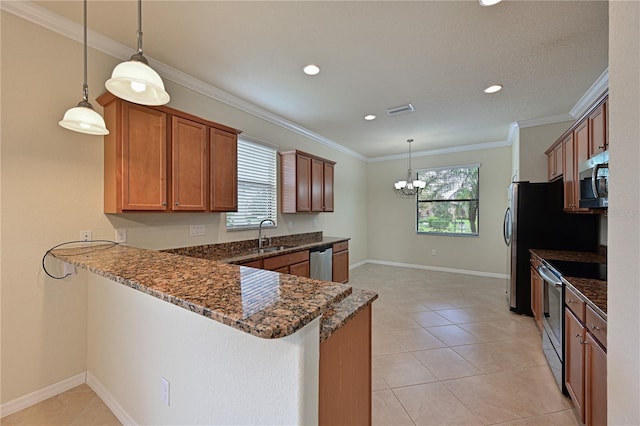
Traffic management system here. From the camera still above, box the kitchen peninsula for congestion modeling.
[51,237,376,425]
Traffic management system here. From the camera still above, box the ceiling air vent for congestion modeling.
[386,103,415,116]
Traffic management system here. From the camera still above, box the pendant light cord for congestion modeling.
[82,0,89,102]
[137,0,144,54]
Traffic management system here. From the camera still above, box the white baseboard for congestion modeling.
[0,372,86,418]
[360,259,509,279]
[86,372,136,426]
[349,260,368,270]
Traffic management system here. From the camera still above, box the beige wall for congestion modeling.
[608,1,640,423]
[367,146,512,276]
[518,121,573,182]
[0,11,367,404]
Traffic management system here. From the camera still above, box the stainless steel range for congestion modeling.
[537,259,607,393]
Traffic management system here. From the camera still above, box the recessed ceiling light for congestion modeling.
[303,64,320,76]
[479,0,502,6]
[484,84,503,94]
[364,114,376,121]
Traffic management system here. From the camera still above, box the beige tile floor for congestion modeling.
[3,263,578,426]
[349,263,579,426]
[1,384,120,426]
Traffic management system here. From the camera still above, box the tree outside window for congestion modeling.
[416,165,479,236]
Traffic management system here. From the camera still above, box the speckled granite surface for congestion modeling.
[530,249,606,318]
[51,243,353,339]
[163,233,349,265]
[320,288,378,342]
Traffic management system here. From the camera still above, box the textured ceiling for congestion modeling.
[34,0,609,159]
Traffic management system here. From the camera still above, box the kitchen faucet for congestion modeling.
[258,219,275,249]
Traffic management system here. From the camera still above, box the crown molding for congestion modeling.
[368,139,511,163]
[1,1,367,162]
[517,113,574,129]
[570,68,609,118]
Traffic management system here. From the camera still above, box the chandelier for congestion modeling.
[394,139,426,197]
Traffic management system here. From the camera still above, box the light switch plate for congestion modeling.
[115,228,127,243]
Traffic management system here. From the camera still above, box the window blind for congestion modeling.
[226,139,277,230]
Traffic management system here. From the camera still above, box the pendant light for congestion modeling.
[58,0,109,136]
[105,0,170,106]
[394,139,426,197]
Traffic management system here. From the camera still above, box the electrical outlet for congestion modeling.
[80,231,92,242]
[288,221,293,230]
[312,219,318,228]
[189,224,205,236]
[161,377,170,406]
[115,228,127,243]
[432,249,437,256]
[63,262,76,276]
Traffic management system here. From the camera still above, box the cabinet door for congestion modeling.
[546,151,555,181]
[530,266,542,331]
[562,134,575,211]
[323,162,334,212]
[122,103,168,211]
[585,333,607,426]
[565,308,585,423]
[332,249,349,283]
[296,154,312,212]
[289,261,310,278]
[589,100,607,157]
[554,143,563,179]
[575,120,590,165]
[210,129,238,212]
[311,158,324,212]
[171,116,207,211]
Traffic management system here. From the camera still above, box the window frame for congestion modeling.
[415,164,480,237]
[226,137,278,231]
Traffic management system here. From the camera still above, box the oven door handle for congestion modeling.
[537,266,562,287]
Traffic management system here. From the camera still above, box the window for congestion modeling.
[226,139,277,230]
[416,164,479,236]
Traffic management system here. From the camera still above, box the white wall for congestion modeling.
[608,1,640,424]
[518,121,573,182]
[87,273,319,425]
[367,146,512,276]
[0,11,367,406]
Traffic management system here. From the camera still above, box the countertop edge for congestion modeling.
[320,288,378,343]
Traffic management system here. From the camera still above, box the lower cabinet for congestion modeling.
[263,250,310,278]
[530,264,543,331]
[319,305,371,425]
[332,241,349,283]
[565,296,607,425]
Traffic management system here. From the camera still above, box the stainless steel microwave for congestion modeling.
[578,151,608,209]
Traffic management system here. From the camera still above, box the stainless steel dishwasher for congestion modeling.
[309,246,332,281]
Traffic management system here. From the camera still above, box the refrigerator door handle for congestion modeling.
[503,207,512,246]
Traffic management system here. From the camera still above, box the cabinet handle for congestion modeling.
[175,202,179,206]
[162,201,167,206]
[590,324,600,331]
[598,145,605,150]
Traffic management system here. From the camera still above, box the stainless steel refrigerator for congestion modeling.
[503,180,598,315]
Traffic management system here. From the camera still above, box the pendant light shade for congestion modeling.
[59,0,109,136]
[59,100,109,135]
[105,0,170,106]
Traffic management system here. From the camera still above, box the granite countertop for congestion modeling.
[530,249,607,318]
[320,288,378,342]
[51,243,353,339]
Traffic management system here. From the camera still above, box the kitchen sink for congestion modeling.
[251,245,296,254]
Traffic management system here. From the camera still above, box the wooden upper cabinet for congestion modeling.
[113,102,168,212]
[210,128,238,212]
[97,92,240,214]
[589,99,608,157]
[311,158,324,212]
[574,120,590,167]
[546,142,563,181]
[295,154,312,212]
[281,150,336,213]
[562,134,576,211]
[323,162,334,212]
[171,116,207,211]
